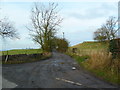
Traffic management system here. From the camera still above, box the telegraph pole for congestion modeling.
[63,32,64,40]
[118,1,120,38]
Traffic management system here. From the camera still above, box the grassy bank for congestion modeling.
[71,41,109,50]
[67,41,120,85]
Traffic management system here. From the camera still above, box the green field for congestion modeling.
[71,41,109,50]
[1,49,42,55]
[69,41,109,55]
[1,49,52,64]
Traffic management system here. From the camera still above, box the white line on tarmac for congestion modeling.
[56,78,82,86]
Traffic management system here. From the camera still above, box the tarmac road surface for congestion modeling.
[2,52,118,88]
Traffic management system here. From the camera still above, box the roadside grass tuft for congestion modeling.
[66,53,90,64]
[87,68,120,85]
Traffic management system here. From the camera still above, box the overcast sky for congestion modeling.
[0,0,118,50]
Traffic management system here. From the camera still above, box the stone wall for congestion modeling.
[1,53,43,62]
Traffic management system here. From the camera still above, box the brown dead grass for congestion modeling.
[86,51,112,69]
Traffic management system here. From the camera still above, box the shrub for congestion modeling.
[109,38,120,59]
[55,38,69,53]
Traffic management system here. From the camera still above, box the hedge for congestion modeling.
[109,38,120,59]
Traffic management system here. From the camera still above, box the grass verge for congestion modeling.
[66,52,120,85]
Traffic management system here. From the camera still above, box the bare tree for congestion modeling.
[0,18,19,39]
[28,2,63,52]
[94,16,119,42]
[0,18,19,62]
[103,16,119,40]
[93,28,107,42]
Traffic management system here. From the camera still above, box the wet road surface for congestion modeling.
[2,52,117,88]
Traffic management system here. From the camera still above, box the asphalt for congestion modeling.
[2,52,118,89]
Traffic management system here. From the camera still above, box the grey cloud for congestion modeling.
[67,2,117,20]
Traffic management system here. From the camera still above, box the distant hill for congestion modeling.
[71,41,109,50]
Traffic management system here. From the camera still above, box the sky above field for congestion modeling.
[0,0,119,50]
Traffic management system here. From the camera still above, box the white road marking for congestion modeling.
[56,78,82,86]
[2,77,18,88]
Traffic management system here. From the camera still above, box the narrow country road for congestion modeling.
[2,52,117,88]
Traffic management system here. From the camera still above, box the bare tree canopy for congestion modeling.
[28,2,63,52]
[93,16,119,42]
[103,16,119,39]
[93,28,107,42]
[0,18,19,39]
